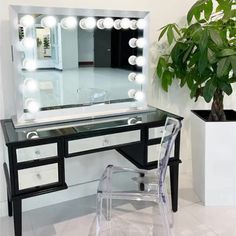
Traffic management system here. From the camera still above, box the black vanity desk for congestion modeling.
[1,108,183,236]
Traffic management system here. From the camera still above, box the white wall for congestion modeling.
[78,26,94,62]
[1,0,236,217]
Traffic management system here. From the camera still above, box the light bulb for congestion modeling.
[128,89,137,98]
[80,17,96,30]
[134,91,145,101]
[21,37,35,49]
[103,18,114,29]
[128,72,137,82]
[120,18,130,29]
[23,59,37,71]
[24,78,38,92]
[25,98,40,113]
[136,38,146,48]
[137,19,145,30]
[128,38,137,48]
[41,16,57,28]
[114,19,122,30]
[130,20,137,30]
[61,16,77,30]
[135,74,145,84]
[97,19,105,29]
[136,56,145,67]
[128,55,136,65]
[20,15,35,28]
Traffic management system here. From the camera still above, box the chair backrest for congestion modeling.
[158,117,182,191]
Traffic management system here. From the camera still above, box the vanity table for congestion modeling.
[1,108,183,236]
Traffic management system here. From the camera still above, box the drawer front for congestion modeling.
[147,144,175,163]
[68,130,140,154]
[149,127,164,139]
[16,143,57,162]
[18,163,58,190]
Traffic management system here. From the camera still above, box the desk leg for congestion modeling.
[169,164,179,212]
[13,198,22,236]
[7,196,12,217]
[139,173,145,191]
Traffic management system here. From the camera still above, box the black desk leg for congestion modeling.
[7,196,12,217]
[139,173,145,191]
[169,164,179,212]
[13,198,22,236]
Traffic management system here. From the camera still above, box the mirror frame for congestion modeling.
[10,5,151,128]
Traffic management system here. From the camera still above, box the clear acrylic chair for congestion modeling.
[96,117,182,236]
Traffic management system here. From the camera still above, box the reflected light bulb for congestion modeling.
[128,38,137,48]
[25,99,40,113]
[103,18,114,29]
[23,59,37,71]
[84,17,96,29]
[97,19,105,29]
[121,18,130,29]
[128,55,136,65]
[21,37,35,49]
[41,16,57,28]
[134,91,145,101]
[24,78,38,92]
[136,56,145,67]
[20,15,35,28]
[130,20,137,30]
[128,89,137,98]
[136,38,146,48]
[136,74,145,84]
[128,72,136,82]
[137,19,146,29]
[114,19,122,30]
[61,16,77,30]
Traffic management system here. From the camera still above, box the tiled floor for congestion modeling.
[1,171,236,236]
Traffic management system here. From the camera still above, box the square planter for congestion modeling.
[191,110,236,206]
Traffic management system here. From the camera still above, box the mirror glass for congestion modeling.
[17,15,145,113]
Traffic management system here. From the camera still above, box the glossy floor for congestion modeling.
[1,172,236,236]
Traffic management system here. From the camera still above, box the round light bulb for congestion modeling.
[135,74,145,84]
[134,91,145,101]
[128,72,137,82]
[97,19,105,29]
[23,59,37,71]
[24,78,38,92]
[84,17,96,29]
[103,18,114,29]
[130,20,137,30]
[128,38,137,48]
[137,19,146,30]
[136,38,146,48]
[41,16,57,28]
[25,99,40,113]
[114,19,122,30]
[20,15,35,28]
[136,56,145,67]
[128,55,136,65]
[21,37,35,49]
[61,16,77,30]
[120,18,130,29]
[128,89,137,98]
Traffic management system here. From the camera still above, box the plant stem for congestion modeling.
[209,89,226,121]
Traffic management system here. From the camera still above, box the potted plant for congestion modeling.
[156,0,236,205]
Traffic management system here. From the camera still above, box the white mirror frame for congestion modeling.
[10,5,151,128]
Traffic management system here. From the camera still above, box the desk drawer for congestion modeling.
[147,144,175,163]
[18,163,59,190]
[149,127,164,139]
[16,143,57,163]
[68,130,140,154]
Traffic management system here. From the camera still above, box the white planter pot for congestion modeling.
[191,111,236,206]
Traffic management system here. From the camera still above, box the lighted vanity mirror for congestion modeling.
[10,6,150,127]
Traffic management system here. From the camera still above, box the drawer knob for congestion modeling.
[103,138,109,146]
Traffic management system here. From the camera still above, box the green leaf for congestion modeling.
[158,25,169,41]
[186,73,194,89]
[203,79,216,102]
[198,48,208,74]
[190,83,198,99]
[217,57,231,77]
[207,48,217,64]
[230,56,236,76]
[156,57,166,78]
[162,70,173,92]
[209,28,224,47]
[218,81,232,95]
[204,0,213,20]
[217,49,236,58]
[167,26,174,45]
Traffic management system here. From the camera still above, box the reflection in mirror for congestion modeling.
[17,14,145,113]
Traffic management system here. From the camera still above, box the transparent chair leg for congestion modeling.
[164,188,174,227]
[159,197,172,236]
[106,166,113,221]
[96,193,103,236]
